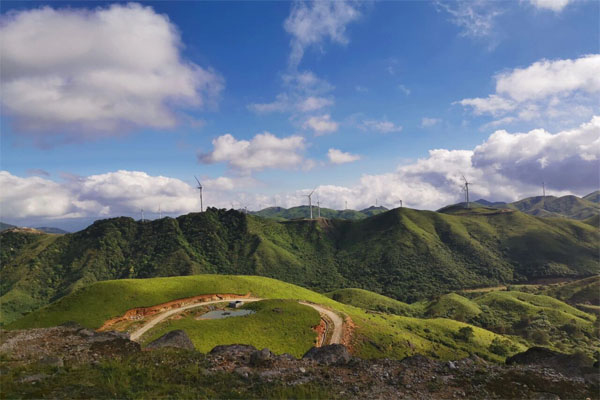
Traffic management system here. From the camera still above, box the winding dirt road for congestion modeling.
[128,297,344,345]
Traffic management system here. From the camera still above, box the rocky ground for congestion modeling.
[1,324,598,399]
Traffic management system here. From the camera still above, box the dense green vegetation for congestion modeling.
[250,205,388,221]
[543,276,600,306]
[327,288,420,316]
[142,300,321,358]
[2,206,598,324]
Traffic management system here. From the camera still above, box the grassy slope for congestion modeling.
[326,288,420,316]
[543,276,600,306]
[251,206,388,221]
[508,195,599,220]
[7,275,523,362]
[2,207,598,323]
[141,300,321,358]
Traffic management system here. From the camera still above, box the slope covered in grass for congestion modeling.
[543,276,600,306]
[326,288,419,316]
[250,205,388,221]
[8,275,526,362]
[2,207,598,323]
[141,300,321,358]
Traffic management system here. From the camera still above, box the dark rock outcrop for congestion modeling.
[302,344,351,365]
[145,330,194,350]
[506,346,593,376]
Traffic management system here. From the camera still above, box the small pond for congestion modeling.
[196,309,255,320]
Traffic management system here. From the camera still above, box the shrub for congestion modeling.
[455,326,475,342]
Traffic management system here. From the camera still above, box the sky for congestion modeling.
[1,0,599,231]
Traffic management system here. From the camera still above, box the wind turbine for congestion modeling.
[158,204,162,219]
[400,200,403,208]
[140,208,144,222]
[194,176,203,212]
[461,174,472,209]
[305,188,316,219]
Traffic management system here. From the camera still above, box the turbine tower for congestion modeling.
[542,181,546,198]
[316,194,321,218]
[158,204,162,219]
[141,208,144,222]
[400,200,403,208]
[194,176,203,212]
[461,174,472,209]
[306,188,316,219]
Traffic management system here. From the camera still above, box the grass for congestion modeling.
[326,288,420,316]
[425,293,482,321]
[7,275,342,330]
[8,274,533,363]
[0,349,338,399]
[543,276,600,306]
[141,300,321,358]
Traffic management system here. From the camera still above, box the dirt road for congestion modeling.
[129,297,262,341]
[128,298,345,345]
[299,302,344,344]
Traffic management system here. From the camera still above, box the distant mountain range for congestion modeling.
[2,205,598,325]
[0,222,69,234]
[439,191,599,222]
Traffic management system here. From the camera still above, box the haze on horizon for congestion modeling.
[1,0,599,231]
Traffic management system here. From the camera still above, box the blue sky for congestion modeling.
[1,0,599,230]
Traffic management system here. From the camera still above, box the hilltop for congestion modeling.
[442,191,599,220]
[250,205,388,220]
[1,207,597,324]
[0,221,69,234]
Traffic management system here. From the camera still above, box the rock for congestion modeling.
[299,367,306,373]
[506,347,593,376]
[19,373,49,383]
[39,355,63,368]
[145,330,194,351]
[277,353,296,361]
[234,367,252,378]
[302,344,351,365]
[59,321,83,330]
[209,344,257,362]
[447,361,457,369]
[250,348,273,366]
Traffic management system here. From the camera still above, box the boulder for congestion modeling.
[250,348,273,366]
[145,330,194,351]
[209,344,258,363]
[302,344,351,365]
[506,347,592,376]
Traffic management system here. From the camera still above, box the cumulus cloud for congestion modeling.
[303,114,339,135]
[3,119,597,222]
[360,119,403,133]
[285,116,600,211]
[284,0,361,67]
[327,148,361,164]
[459,54,600,126]
[198,132,309,172]
[0,3,223,141]
[421,117,441,128]
[529,0,572,12]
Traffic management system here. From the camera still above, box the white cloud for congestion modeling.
[199,132,308,172]
[303,114,339,135]
[459,55,600,126]
[248,71,334,115]
[361,119,403,133]
[435,0,502,38]
[398,84,411,95]
[284,0,361,67]
[421,117,441,128]
[0,4,223,142]
[529,0,572,12]
[3,119,597,222]
[297,96,334,112]
[328,148,361,164]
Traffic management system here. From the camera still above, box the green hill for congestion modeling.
[7,275,526,362]
[250,205,388,220]
[1,207,598,324]
[583,190,600,203]
[508,195,599,220]
[543,276,600,306]
[327,288,419,316]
